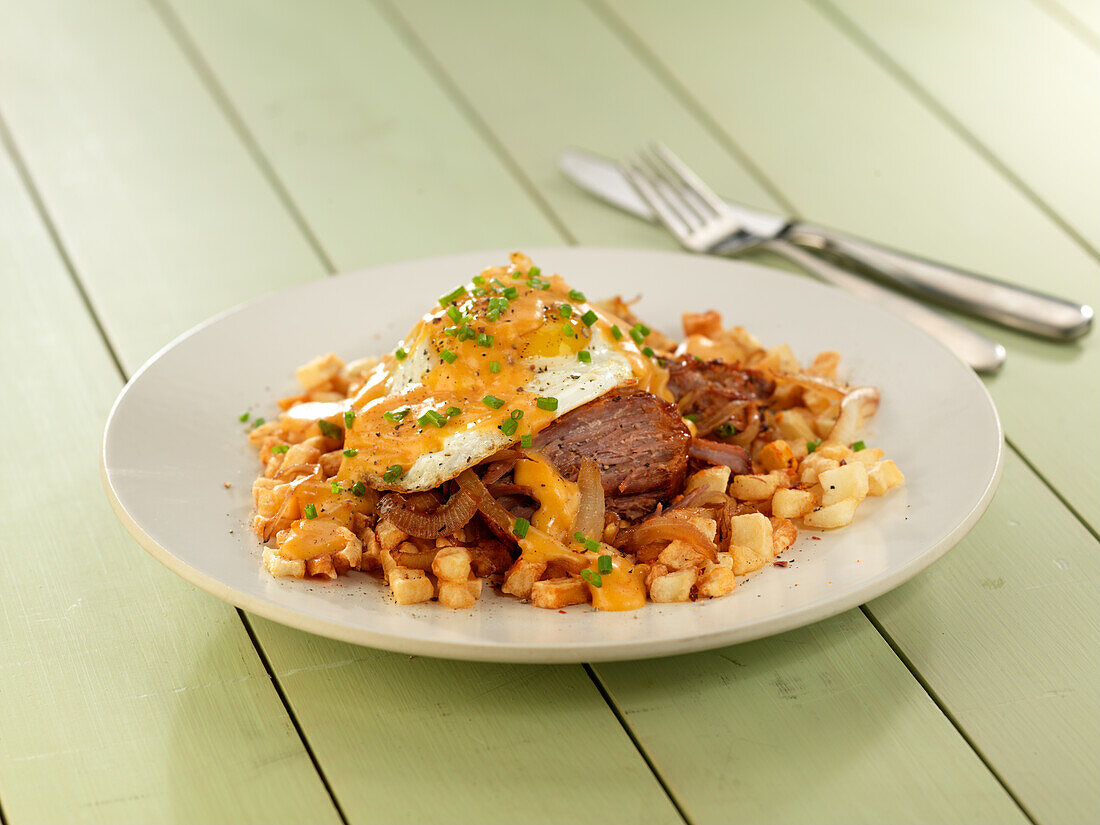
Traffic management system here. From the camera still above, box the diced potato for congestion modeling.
[814,440,852,461]
[730,472,782,501]
[296,353,343,391]
[685,465,731,495]
[501,558,547,600]
[809,351,842,378]
[819,463,869,506]
[306,555,337,580]
[755,343,801,374]
[432,546,472,582]
[438,576,483,609]
[727,513,774,558]
[332,538,362,574]
[263,547,306,578]
[389,568,434,604]
[847,447,885,468]
[868,459,905,496]
[645,563,670,589]
[375,519,408,553]
[757,440,796,472]
[531,577,590,609]
[799,454,840,486]
[697,563,737,598]
[775,409,817,452]
[803,498,861,529]
[772,488,815,519]
[648,569,697,602]
[728,544,766,575]
[770,517,798,556]
[658,540,710,571]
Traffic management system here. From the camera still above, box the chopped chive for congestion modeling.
[536,396,558,412]
[597,555,613,575]
[489,360,501,374]
[610,325,623,341]
[580,310,598,327]
[511,270,524,279]
[568,289,586,302]
[252,417,266,428]
[512,517,530,538]
[270,444,289,454]
[852,440,866,452]
[684,413,698,423]
[446,305,463,323]
[562,323,575,338]
[637,323,651,336]
[351,481,367,497]
[559,304,573,318]
[715,423,738,437]
[520,434,533,448]
[439,285,467,306]
[642,346,655,357]
[538,280,551,290]
[482,395,505,409]
[577,350,592,363]
[458,325,475,341]
[395,347,407,361]
[443,326,458,337]
[344,410,355,429]
[472,275,486,286]
[343,448,358,457]
[528,266,541,278]
[446,406,462,417]
[417,410,447,428]
[629,327,645,345]
[486,308,501,322]
[472,286,488,298]
[303,503,318,519]
[510,409,523,420]
[238,411,250,422]
[574,531,586,544]
[476,332,494,348]
[383,407,410,424]
[440,349,457,364]
[500,418,518,437]
[584,538,600,553]
[382,465,403,484]
[503,286,518,300]
[330,481,342,495]
[581,569,602,588]
[807,440,820,454]
[318,419,341,439]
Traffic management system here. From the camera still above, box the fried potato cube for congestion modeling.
[531,577,590,609]
[437,576,483,609]
[809,351,842,378]
[333,539,362,574]
[389,568,434,604]
[648,568,697,602]
[799,454,840,486]
[665,512,718,543]
[501,558,548,600]
[868,460,905,496]
[772,488,815,519]
[755,343,801,373]
[263,547,306,578]
[775,410,817,453]
[730,472,783,501]
[468,540,514,578]
[697,562,737,598]
[770,517,798,557]
[306,555,337,580]
[819,463,869,506]
[658,540,710,571]
[727,513,774,559]
[685,465,732,495]
[814,440,853,461]
[847,447,885,468]
[729,544,766,575]
[758,440,796,472]
[296,353,344,392]
[432,546,473,582]
[803,498,861,529]
[375,519,409,553]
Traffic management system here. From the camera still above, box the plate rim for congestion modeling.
[102,245,1004,663]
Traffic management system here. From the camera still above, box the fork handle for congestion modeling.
[784,223,1092,340]
[758,239,1006,373]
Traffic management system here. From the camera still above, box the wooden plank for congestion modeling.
[869,448,1100,824]
[822,0,1100,254]
[0,0,682,821]
[178,0,1034,821]
[0,132,338,824]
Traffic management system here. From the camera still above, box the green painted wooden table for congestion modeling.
[2,1,1097,822]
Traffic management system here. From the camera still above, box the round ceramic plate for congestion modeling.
[103,247,1002,663]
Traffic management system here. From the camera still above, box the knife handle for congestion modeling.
[758,240,1006,373]
[784,223,1093,340]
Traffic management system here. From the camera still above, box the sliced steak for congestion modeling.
[666,356,773,435]
[533,388,691,520]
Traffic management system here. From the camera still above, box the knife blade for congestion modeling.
[559,147,1092,340]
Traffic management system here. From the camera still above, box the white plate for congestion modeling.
[103,247,1002,663]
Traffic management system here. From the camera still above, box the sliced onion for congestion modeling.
[667,486,728,512]
[828,386,880,446]
[456,469,516,540]
[377,488,477,538]
[486,483,535,498]
[574,458,605,540]
[675,387,703,413]
[621,515,717,561]
[694,399,746,436]
[404,490,443,512]
[731,406,761,448]
[481,457,518,486]
[688,438,751,475]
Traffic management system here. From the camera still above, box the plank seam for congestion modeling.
[810,0,1100,264]
[372,0,579,246]
[1006,435,1100,543]
[858,605,1039,824]
[147,0,340,275]
[0,108,128,381]
[237,610,351,825]
[582,665,692,825]
[1029,0,1100,55]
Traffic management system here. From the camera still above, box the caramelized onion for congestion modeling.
[622,515,717,561]
[456,469,516,539]
[688,438,752,475]
[694,399,745,436]
[574,458,605,540]
[731,407,761,449]
[675,387,703,413]
[828,386,880,447]
[667,486,728,512]
[377,488,477,538]
[481,457,518,486]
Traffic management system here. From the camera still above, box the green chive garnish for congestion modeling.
[417,410,447,428]
[489,361,501,374]
[512,517,530,538]
[584,538,599,553]
[477,332,494,348]
[486,309,501,322]
[510,409,523,420]
[807,440,820,454]
[382,465,403,484]
[642,346,655,357]
[568,289,586,302]
[472,275,486,286]
[351,481,367,497]
[439,285,467,306]
[574,532,587,544]
[503,286,518,300]
[629,327,645,345]
[500,418,518,437]
[446,305,462,323]
[252,417,266,428]
[270,444,289,454]
[528,266,541,278]
[562,324,575,338]
[520,434,533,448]
[344,410,355,429]
[610,325,623,341]
[395,348,407,361]
[239,411,250,422]
[446,406,461,417]
[597,555,613,575]
[482,395,505,409]
[852,440,866,451]
[440,349,457,364]
[330,481,342,495]
[559,304,573,318]
[343,448,357,457]
[578,351,591,363]
[715,423,737,438]
[536,397,558,412]
[383,408,410,424]
[303,503,318,519]
[580,310,598,327]
[318,420,341,439]
[458,325,475,341]
[684,413,698,423]
[581,569,602,588]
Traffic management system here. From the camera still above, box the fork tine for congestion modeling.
[638,149,708,228]
[652,142,728,215]
[621,163,693,241]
